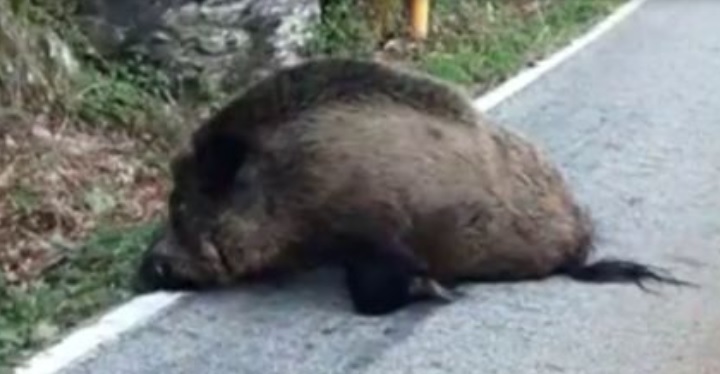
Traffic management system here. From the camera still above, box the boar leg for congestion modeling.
[338,231,460,316]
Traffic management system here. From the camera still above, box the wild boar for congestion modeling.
[135,58,690,315]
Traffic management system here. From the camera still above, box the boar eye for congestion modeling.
[154,261,172,278]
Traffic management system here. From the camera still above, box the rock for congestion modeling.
[0,0,80,109]
[75,0,321,97]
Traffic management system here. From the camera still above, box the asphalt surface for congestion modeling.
[58,1,720,373]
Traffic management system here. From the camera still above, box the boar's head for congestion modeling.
[134,133,276,292]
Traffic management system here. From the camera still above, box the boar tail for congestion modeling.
[558,257,697,292]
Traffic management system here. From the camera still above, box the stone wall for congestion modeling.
[76,0,321,96]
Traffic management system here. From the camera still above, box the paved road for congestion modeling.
[59,1,720,373]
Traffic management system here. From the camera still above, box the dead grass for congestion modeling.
[0,112,171,369]
[0,1,186,367]
[0,114,169,287]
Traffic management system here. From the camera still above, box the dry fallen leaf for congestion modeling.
[0,162,15,188]
[32,321,60,343]
[0,119,169,285]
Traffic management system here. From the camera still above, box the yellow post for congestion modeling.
[409,0,430,40]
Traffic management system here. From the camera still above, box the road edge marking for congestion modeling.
[474,0,647,112]
[13,292,187,374]
[13,1,647,373]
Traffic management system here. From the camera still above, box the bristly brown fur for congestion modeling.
[135,57,692,313]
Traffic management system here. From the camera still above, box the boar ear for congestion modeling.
[193,132,248,195]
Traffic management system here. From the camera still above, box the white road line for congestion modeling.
[12,1,648,373]
[14,292,188,374]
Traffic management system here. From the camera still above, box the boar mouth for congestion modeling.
[133,251,200,293]
[132,226,215,292]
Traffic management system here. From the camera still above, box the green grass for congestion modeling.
[2,0,184,140]
[0,0,179,369]
[0,1,176,368]
[0,222,161,371]
[69,59,179,136]
[308,0,626,92]
[306,0,381,58]
[424,0,625,91]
